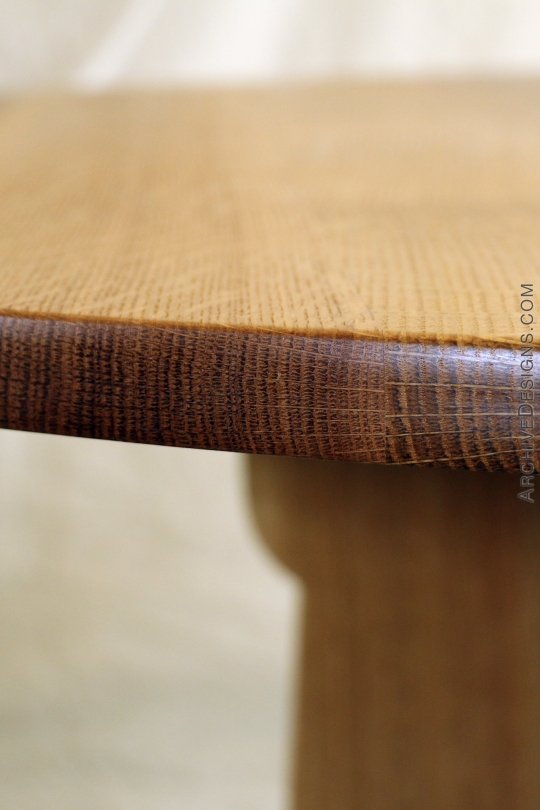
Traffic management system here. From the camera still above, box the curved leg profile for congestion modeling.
[249,456,540,810]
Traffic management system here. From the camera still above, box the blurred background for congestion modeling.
[1,2,540,809]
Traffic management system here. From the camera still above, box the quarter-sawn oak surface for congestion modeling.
[0,81,538,469]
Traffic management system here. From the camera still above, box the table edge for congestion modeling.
[0,315,536,471]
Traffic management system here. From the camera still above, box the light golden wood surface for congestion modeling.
[249,455,540,810]
[0,81,539,344]
[0,82,537,466]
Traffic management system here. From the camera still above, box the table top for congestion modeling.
[0,81,537,470]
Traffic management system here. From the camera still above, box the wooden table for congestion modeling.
[0,80,538,809]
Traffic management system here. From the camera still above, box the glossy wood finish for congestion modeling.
[0,317,529,469]
[249,455,540,810]
[0,83,538,467]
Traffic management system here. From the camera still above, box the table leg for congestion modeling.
[248,455,540,810]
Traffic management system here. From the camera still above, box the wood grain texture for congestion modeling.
[0,82,538,467]
[0,316,534,470]
[249,455,540,810]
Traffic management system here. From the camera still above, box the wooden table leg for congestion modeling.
[248,456,540,810]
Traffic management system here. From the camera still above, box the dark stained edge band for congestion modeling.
[0,315,537,472]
